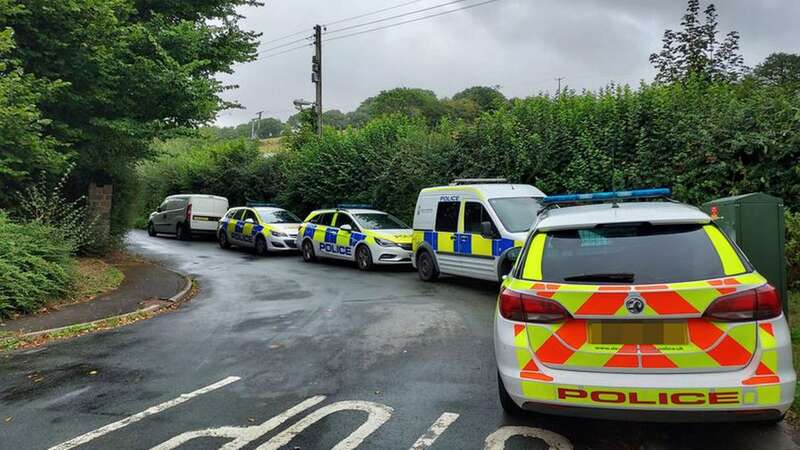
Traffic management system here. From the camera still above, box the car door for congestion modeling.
[312,212,340,258]
[460,200,503,280]
[227,209,246,243]
[432,200,462,275]
[332,212,362,261]
[240,209,259,247]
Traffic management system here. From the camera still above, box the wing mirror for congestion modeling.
[480,221,497,239]
[156,207,163,213]
[340,224,353,232]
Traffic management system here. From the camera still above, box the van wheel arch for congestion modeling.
[416,248,439,281]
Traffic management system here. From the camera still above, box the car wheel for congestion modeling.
[255,236,269,256]
[177,223,191,241]
[302,240,316,262]
[218,231,230,249]
[356,245,373,271]
[147,222,157,237]
[498,371,525,416]
[417,250,439,281]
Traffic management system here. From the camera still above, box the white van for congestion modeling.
[411,179,546,282]
[148,194,229,240]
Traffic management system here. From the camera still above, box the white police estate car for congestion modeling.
[296,205,413,270]
[218,205,302,255]
[495,189,795,422]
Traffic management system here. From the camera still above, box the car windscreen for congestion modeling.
[532,224,748,284]
[256,208,300,224]
[354,213,408,230]
[488,197,541,233]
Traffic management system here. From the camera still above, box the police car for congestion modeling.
[217,205,302,255]
[412,179,546,282]
[495,189,795,422]
[297,205,413,270]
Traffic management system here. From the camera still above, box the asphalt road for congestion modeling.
[1,230,798,450]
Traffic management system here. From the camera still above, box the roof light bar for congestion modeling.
[542,188,672,204]
[247,202,280,208]
[337,203,374,209]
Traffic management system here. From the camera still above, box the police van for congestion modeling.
[217,204,302,255]
[412,179,546,282]
[495,189,795,422]
[297,205,413,270]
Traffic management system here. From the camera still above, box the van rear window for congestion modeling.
[524,224,749,284]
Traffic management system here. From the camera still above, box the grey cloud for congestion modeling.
[215,0,799,126]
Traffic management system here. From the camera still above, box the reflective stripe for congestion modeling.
[704,225,746,276]
[522,233,546,281]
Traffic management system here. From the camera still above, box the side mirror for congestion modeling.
[340,224,353,232]
[480,221,497,239]
[507,247,522,264]
[156,207,163,213]
[245,218,255,224]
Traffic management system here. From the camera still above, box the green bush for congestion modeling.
[787,210,800,289]
[0,213,75,317]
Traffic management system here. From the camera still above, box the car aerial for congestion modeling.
[411,179,546,282]
[217,204,303,255]
[297,205,413,270]
[494,188,795,422]
[148,194,229,240]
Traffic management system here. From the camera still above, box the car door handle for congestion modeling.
[450,235,457,240]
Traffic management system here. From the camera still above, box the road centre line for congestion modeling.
[408,412,460,449]
[48,376,242,450]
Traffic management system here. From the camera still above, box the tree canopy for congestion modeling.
[753,52,800,89]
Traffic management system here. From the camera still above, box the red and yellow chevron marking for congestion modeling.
[742,322,780,385]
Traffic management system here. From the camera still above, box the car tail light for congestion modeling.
[499,288,570,323]
[186,203,192,222]
[704,284,781,322]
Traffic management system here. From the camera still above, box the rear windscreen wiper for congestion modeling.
[563,273,635,283]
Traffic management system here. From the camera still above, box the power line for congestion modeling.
[326,0,430,26]
[258,0,430,47]
[258,35,314,56]
[326,0,502,43]
[325,0,477,36]
[258,43,313,61]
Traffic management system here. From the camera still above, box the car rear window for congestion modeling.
[523,224,749,284]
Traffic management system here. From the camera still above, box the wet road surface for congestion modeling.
[1,230,798,450]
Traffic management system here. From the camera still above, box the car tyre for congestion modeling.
[356,245,374,271]
[255,236,269,256]
[218,231,231,249]
[147,222,157,237]
[177,223,191,241]
[498,371,525,416]
[417,250,439,281]
[302,240,317,262]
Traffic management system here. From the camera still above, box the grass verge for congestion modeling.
[788,291,800,419]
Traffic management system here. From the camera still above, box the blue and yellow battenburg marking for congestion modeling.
[302,223,370,257]
[412,230,522,258]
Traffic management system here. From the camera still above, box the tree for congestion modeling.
[0,6,66,206]
[649,0,746,83]
[5,0,261,234]
[322,109,351,129]
[753,53,800,88]
[354,88,446,126]
[452,86,507,112]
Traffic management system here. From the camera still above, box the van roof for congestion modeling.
[167,194,227,200]
[535,201,711,232]
[420,184,545,200]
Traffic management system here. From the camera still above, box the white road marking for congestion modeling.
[484,426,573,450]
[408,412,460,450]
[149,396,326,450]
[255,400,393,450]
[48,376,241,450]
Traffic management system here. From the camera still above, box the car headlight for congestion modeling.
[271,231,288,238]
[375,238,399,247]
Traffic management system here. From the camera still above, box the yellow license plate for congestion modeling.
[193,216,209,221]
[588,321,688,345]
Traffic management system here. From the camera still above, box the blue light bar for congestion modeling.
[542,188,672,204]
[247,202,280,208]
[337,203,374,209]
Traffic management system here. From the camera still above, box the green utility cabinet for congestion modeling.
[702,193,788,313]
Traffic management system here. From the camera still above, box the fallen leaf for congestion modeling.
[88,370,97,376]
[4,416,12,423]
[248,417,255,423]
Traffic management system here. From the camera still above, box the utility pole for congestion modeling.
[254,111,263,139]
[555,77,565,95]
[312,24,323,136]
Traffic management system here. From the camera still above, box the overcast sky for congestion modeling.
[214,0,800,126]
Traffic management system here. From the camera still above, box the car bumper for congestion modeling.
[372,246,413,265]
[268,237,299,251]
[495,314,796,421]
